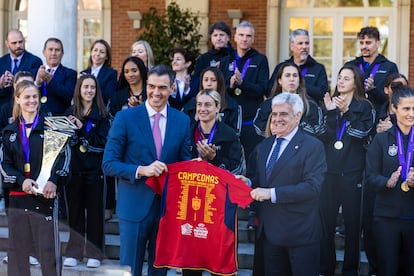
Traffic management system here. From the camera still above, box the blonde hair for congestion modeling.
[131,40,155,69]
[195,89,222,122]
[13,80,40,121]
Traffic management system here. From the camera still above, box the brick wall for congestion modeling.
[110,0,268,72]
[111,0,165,72]
[209,0,268,53]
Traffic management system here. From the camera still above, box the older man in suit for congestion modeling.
[102,64,192,276]
[0,29,42,108]
[34,37,77,115]
[239,92,327,276]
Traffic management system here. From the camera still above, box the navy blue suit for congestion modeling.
[102,103,191,276]
[253,130,326,276]
[0,51,42,107]
[41,64,77,115]
[82,66,117,104]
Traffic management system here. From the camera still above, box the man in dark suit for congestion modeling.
[238,92,327,276]
[34,37,77,115]
[102,64,192,276]
[0,29,42,108]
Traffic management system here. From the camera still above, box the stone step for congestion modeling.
[0,226,255,270]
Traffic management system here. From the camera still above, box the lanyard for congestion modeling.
[20,114,39,177]
[396,127,414,181]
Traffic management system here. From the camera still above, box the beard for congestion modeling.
[300,52,309,61]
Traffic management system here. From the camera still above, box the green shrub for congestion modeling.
[139,2,202,65]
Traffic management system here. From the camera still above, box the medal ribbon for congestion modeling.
[20,114,39,177]
[195,122,217,157]
[300,67,308,78]
[85,119,93,133]
[232,58,252,89]
[358,63,380,78]
[396,127,414,181]
[336,115,347,141]
[42,82,48,99]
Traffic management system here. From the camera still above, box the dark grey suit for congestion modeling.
[253,129,327,275]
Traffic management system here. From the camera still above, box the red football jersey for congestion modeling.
[146,160,253,275]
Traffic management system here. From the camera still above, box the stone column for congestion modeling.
[27,0,77,70]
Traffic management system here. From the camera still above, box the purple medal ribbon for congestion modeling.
[336,116,347,141]
[197,122,217,158]
[198,122,217,145]
[396,127,414,181]
[358,63,380,78]
[42,82,48,98]
[21,114,40,174]
[232,58,252,88]
[301,67,308,78]
[85,119,93,133]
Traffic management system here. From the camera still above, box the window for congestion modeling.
[282,0,396,88]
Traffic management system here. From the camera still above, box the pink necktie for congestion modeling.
[152,113,162,159]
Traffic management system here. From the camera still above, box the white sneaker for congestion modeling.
[2,255,38,265]
[29,256,39,265]
[63,257,78,267]
[86,258,100,268]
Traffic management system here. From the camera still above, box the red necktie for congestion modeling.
[152,113,162,159]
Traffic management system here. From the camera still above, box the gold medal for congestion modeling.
[234,88,242,96]
[79,145,87,153]
[40,96,48,103]
[334,141,343,150]
[24,163,30,173]
[401,181,410,192]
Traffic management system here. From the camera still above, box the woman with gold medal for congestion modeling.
[319,64,375,276]
[63,74,110,268]
[1,80,69,275]
[366,87,414,275]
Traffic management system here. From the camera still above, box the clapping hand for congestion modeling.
[386,166,401,188]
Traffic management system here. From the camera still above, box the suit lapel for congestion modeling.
[269,131,304,179]
[258,137,274,187]
[162,107,176,160]
[140,107,158,160]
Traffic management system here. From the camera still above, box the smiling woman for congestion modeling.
[108,56,147,117]
[1,80,70,275]
[63,74,110,268]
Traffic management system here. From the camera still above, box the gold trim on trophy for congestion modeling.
[401,181,410,192]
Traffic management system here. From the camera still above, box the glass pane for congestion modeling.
[83,19,101,37]
[337,0,363,7]
[83,38,94,69]
[314,17,333,35]
[314,0,337,8]
[314,38,332,58]
[343,17,364,36]
[343,38,358,62]
[289,18,309,33]
[286,0,311,8]
[318,58,332,88]
[81,0,101,10]
[368,17,389,56]
[343,17,363,61]
[368,0,393,7]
